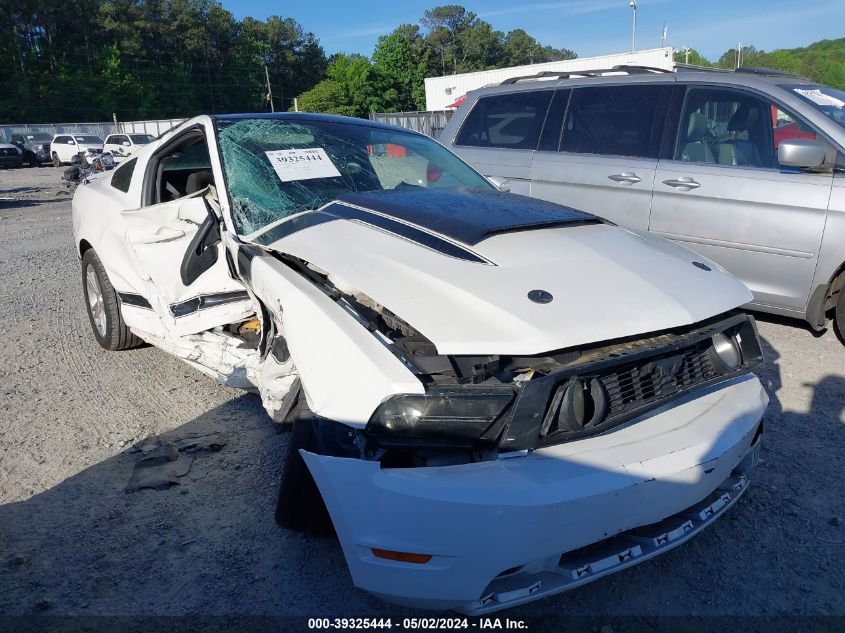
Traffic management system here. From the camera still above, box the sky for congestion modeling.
[225,0,844,64]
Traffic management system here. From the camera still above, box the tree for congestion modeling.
[503,29,575,67]
[673,48,710,66]
[295,53,380,117]
[295,80,356,116]
[372,26,427,111]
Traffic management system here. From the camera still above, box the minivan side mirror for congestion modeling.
[778,139,826,168]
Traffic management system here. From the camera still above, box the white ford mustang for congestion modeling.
[72,113,768,613]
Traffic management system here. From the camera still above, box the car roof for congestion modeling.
[210,112,426,138]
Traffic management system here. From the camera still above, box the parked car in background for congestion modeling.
[72,112,767,613]
[10,132,52,166]
[103,133,155,161]
[441,66,845,341]
[50,133,104,166]
[0,142,23,169]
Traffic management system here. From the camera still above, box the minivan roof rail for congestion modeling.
[734,66,804,78]
[675,63,805,79]
[499,64,671,85]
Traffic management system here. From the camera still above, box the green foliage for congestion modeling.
[673,48,711,66]
[678,39,845,92]
[294,4,578,117]
[0,1,579,122]
[372,25,428,111]
[0,0,326,123]
[295,80,356,117]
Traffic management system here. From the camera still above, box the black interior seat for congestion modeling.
[185,170,214,195]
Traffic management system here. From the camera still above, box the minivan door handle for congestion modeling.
[608,172,642,185]
[662,177,701,190]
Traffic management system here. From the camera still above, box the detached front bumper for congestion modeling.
[302,374,767,613]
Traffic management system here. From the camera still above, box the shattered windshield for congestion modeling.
[216,117,492,235]
[784,84,845,130]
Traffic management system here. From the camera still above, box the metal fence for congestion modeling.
[0,118,185,142]
[369,110,453,139]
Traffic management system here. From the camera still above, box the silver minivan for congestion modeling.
[441,66,845,340]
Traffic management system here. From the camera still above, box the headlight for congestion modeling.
[709,331,742,370]
[366,388,515,446]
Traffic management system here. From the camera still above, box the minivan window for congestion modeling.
[559,85,670,158]
[673,88,808,169]
[455,90,553,150]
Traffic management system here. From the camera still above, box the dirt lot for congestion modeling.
[0,167,843,627]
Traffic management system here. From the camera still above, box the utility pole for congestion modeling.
[661,22,667,48]
[630,0,638,52]
[264,65,274,113]
[684,46,691,64]
[736,42,742,69]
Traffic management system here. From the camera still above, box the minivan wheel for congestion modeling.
[52,152,61,167]
[835,288,845,342]
[274,396,334,537]
[81,249,142,351]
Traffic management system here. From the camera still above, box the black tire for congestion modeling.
[835,286,845,342]
[52,152,61,167]
[275,396,334,536]
[81,249,142,351]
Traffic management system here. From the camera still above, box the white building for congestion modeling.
[424,47,674,111]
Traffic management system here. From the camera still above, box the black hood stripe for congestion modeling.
[339,189,599,246]
[251,203,491,264]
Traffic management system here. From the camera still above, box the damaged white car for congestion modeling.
[72,113,768,613]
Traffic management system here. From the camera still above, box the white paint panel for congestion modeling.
[262,218,752,355]
[248,255,423,425]
[303,374,767,611]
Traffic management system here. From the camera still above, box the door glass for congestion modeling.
[559,85,670,158]
[455,90,553,150]
[772,106,817,150]
[675,88,782,168]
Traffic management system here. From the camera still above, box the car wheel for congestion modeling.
[52,152,61,167]
[275,396,334,536]
[81,249,142,351]
[836,285,845,342]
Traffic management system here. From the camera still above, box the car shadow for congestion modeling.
[0,394,363,620]
[751,310,827,339]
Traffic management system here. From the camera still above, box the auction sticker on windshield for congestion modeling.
[266,148,342,182]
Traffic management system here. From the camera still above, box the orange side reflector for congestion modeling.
[371,548,432,564]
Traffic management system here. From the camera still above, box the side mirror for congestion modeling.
[778,139,826,168]
[122,141,131,147]
[487,176,511,192]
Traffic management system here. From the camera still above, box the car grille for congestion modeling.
[598,340,718,421]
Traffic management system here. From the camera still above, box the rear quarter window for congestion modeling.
[110,157,137,193]
[455,90,553,150]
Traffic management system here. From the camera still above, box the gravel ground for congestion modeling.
[0,167,843,628]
